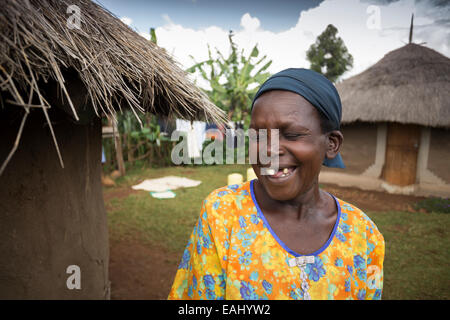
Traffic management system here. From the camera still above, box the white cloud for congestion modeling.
[138,0,449,86]
[120,16,133,26]
[240,13,261,32]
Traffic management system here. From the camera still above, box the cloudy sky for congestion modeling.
[96,0,449,84]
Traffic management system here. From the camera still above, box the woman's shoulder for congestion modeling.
[335,198,384,240]
[204,180,252,203]
[201,181,253,220]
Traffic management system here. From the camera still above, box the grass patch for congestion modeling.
[106,164,249,252]
[105,165,450,300]
[367,210,450,299]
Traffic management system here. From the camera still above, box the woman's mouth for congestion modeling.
[262,166,297,182]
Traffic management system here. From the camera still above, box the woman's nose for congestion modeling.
[264,130,284,168]
[266,129,282,156]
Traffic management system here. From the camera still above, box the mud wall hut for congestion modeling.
[0,0,225,299]
[333,43,450,194]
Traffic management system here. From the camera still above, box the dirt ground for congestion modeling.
[109,236,179,300]
[106,183,426,300]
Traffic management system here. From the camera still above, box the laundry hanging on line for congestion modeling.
[175,119,206,158]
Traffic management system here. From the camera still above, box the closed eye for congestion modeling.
[284,133,305,140]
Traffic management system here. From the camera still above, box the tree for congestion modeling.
[187,31,272,125]
[306,24,353,82]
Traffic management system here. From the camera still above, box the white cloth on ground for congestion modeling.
[131,176,202,192]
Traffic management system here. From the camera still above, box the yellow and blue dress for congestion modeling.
[169,180,384,300]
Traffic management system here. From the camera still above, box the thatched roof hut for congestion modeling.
[0,0,225,299]
[338,43,450,128]
[335,43,450,191]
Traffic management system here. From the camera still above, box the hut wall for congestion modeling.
[0,106,109,299]
[322,122,377,174]
[428,127,450,184]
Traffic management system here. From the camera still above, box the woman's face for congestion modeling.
[250,90,327,201]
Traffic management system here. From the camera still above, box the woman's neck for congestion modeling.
[254,179,331,222]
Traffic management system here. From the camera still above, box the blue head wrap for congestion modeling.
[251,68,345,168]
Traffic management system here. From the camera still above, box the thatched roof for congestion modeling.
[337,43,450,128]
[0,0,226,123]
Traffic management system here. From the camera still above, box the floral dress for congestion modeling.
[168,180,384,300]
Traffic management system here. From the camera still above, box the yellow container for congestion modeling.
[227,173,243,186]
[247,167,257,181]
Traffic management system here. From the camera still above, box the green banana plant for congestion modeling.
[187,31,272,126]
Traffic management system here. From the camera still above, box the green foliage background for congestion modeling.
[187,31,272,127]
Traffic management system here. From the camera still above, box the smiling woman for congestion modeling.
[250,90,340,202]
[168,68,385,300]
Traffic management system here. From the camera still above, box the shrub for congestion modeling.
[415,197,450,213]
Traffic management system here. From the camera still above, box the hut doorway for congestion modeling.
[382,123,421,186]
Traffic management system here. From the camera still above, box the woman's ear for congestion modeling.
[325,130,344,160]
